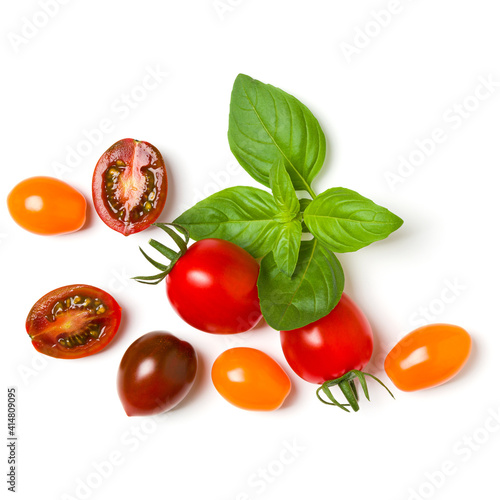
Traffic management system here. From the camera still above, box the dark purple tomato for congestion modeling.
[117,332,197,416]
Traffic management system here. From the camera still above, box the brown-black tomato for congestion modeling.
[117,332,198,416]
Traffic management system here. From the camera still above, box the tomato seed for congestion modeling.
[58,329,97,349]
[48,295,107,323]
[53,302,64,314]
[59,337,73,347]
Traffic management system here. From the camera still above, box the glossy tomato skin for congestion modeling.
[117,332,197,416]
[92,138,167,236]
[280,294,373,384]
[26,285,121,359]
[7,176,86,235]
[211,347,291,411]
[384,324,471,392]
[166,239,262,334]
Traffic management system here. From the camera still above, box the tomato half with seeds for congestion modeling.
[7,176,86,235]
[384,324,472,391]
[92,138,167,236]
[26,285,121,359]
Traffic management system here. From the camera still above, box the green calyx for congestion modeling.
[132,223,190,285]
[316,370,395,413]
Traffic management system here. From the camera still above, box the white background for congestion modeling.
[2,1,500,499]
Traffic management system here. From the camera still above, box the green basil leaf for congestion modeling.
[272,219,302,277]
[258,239,344,330]
[303,187,404,253]
[228,74,326,196]
[269,158,300,222]
[299,198,312,213]
[299,198,312,233]
[174,186,281,258]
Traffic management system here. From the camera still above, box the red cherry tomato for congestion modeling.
[384,324,472,391]
[7,176,86,235]
[211,347,291,411]
[117,332,198,416]
[26,285,121,359]
[166,239,262,334]
[92,138,167,236]
[280,294,373,384]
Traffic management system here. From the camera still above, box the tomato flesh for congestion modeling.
[117,332,198,416]
[280,294,373,384]
[92,139,167,235]
[384,324,472,391]
[7,176,86,235]
[26,285,121,359]
[211,347,291,411]
[166,238,262,334]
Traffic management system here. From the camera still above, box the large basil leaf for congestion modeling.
[228,74,326,196]
[174,186,281,258]
[272,219,302,277]
[303,188,404,253]
[258,239,344,330]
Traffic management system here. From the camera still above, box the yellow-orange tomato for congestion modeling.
[211,347,291,411]
[384,324,471,392]
[7,177,86,235]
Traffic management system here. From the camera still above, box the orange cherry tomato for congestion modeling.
[211,347,291,411]
[7,176,86,235]
[384,323,471,392]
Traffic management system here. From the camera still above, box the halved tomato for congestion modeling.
[26,285,122,359]
[92,139,167,235]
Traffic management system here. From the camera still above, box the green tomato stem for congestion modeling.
[316,369,395,413]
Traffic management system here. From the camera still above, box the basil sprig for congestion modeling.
[175,74,403,330]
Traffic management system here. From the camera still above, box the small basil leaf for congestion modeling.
[299,198,312,213]
[303,188,404,253]
[258,239,344,330]
[299,198,312,233]
[228,74,326,196]
[174,186,281,258]
[269,158,300,221]
[272,219,302,277]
